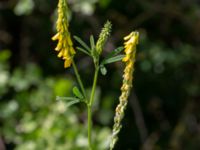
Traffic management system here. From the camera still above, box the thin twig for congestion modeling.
[129,92,148,143]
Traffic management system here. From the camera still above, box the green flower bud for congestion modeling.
[96,21,112,55]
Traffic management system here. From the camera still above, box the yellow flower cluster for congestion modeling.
[123,32,139,62]
[52,0,75,68]
[110,31,139,150]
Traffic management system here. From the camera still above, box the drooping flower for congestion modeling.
[110,31,139,150]
[52,0,75,68]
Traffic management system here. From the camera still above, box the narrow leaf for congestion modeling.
[65,99,80,108]
[106,46,124,59]
[76,47,91,56]
[56,96,80,101]
[90,35,95,50]
[56,96,80,108]
[73,86,84,99]
[74,36,91,52]
[101,54,125,65]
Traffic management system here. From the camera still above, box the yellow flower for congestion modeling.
[52,0,75,68]
[110,31,139,150]
[122,32,139,62]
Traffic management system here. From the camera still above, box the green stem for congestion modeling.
[89,67,99,106]
[87,67,99,150]
[72,60,87,101]
[87,106,92,150]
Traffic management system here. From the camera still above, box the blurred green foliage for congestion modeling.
[0,0,200,149]
[0,50,111,150]
[14,0,34,16]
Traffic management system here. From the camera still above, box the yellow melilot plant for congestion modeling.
[52,0,75,68]
[51,1,139,149]
[110,32,139,150]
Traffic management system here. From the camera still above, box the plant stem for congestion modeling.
[87,106,92,150]
[72,60,87,100]
[89,67,99,106]
[87,67,99,150]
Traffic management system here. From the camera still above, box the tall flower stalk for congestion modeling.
[52,0,86,98]
[87,20,112,150]
[52,0,75,68]
[110,32,139,150]
[52,1,112,149]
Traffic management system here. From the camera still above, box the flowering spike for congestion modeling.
[52,0,75,68]
[110,31,139,150]
[96,21,112,55]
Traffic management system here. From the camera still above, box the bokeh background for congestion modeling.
[0,0,200,149]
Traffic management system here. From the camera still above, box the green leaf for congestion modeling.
[101,54,125,65]
[90,35,95,50]
[76,47,91,56]
[56,96,80,108]
[56,96,80,101]
[105,46,124,59]
[74,36,91,52]
[100,65,107,75]
[65,99,80,108]
[72,87,84,99]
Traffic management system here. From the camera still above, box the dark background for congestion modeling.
[0,0,200,149]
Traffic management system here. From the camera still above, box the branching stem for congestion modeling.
[87,66,99,150]
[72,60,87,102]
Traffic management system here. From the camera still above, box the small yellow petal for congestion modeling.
[64,58,72,68]
[57,50,63,58]
[122,55,130,62]
[55,42,62,51]
[63,48,70,58]
[52,33,59,41]
[124,46,132,54]
[124,32,134,40]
